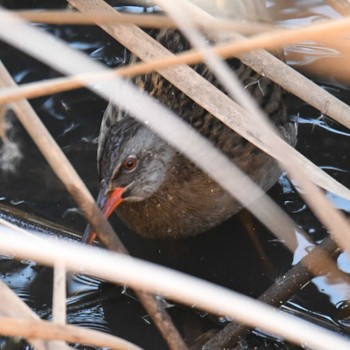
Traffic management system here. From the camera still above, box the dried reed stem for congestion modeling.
[6,10,273,34]
[53,261,67,324]
[14,11,176,27]
[0,61,187,350]
[0,317,143,350]
[1,231,350,350]
[52,261,67,349]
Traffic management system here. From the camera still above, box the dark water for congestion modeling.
[0,1,350,349]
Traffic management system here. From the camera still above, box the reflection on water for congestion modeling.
[270,0,350,84]
[268,0,341,25]
[0,0,350,349]
[326,192,350,213]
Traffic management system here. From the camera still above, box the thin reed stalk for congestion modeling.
[52,261,67,350]
[5,10,274,34]
[53,261,67,325]
[0,317,142,350]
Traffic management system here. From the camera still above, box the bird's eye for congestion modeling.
[123,156,138,172]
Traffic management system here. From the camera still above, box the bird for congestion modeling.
[83,29,296,241]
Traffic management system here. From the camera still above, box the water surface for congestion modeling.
[0,1,349,349]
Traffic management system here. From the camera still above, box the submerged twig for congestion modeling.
[202,236,341,349]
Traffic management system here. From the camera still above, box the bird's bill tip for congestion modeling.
[81,187,125,245]
[101,187,125,218]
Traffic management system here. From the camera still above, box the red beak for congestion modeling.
[82,187,124,244]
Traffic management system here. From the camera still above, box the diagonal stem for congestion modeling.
[0,61,187,350]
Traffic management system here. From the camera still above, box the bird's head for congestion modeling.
[83,118,174,243]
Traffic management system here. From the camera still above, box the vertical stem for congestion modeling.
[52,261,67,349]
[53,261,67,324]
